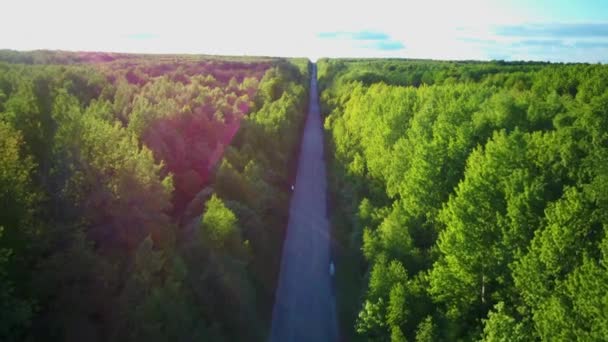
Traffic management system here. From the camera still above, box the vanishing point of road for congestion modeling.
[269,64,338,342]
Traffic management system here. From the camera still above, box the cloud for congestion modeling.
[317,32,340,39]
[369,40,405,51]
[574,40,608,48]
[449,22,608,62]
[318,30,404,52]
[1,0,605,62]
[317,30,390,41]
[125,33,159,40]
[514,39,565,47]
[457,37,496,45]
[352,31,391,40]
[495,23,608,38]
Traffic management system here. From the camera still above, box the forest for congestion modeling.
[319,58,608,341]
[2,49,607,342]
[0,50,310,341]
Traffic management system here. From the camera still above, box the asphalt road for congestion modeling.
[269,64,338,342]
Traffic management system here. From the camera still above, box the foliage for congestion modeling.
[320,58,608,341]
[201,195,238,247]
[0,50,309,341]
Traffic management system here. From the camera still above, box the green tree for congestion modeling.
[415,316,438,342]
[201,195,238,249]
[0,122,37,341]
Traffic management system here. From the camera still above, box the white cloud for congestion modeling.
[0,0,605,62]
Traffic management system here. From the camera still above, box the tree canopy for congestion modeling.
[0,50,309,341]
[320,58,608,341]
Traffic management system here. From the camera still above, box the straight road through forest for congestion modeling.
[269,64,338,341]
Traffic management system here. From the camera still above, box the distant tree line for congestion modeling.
[319,58,608,341]
[0,50,309,341]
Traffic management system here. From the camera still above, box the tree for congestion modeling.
[415,316,438,342]
[201,195,238,249]
[319,58,608,340]
[0,122,37,341]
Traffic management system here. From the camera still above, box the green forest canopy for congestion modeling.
[0,50,310,341]
[2,49,607,341]
[319,58,608,341]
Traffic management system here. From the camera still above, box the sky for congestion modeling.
[2,0,608,62]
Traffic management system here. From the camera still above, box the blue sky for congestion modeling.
[1,0,607,62]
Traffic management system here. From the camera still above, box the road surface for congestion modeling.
[269,64,338,341]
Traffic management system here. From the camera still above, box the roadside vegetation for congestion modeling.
[0,50,309,341]
[319,58,608,341]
